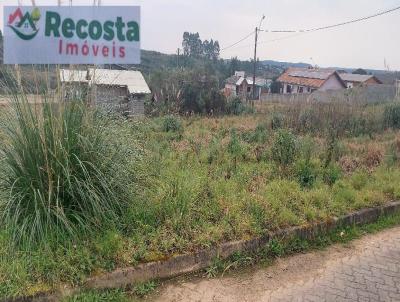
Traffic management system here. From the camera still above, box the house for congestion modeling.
[338,73,382,89]
[277,68,346,94]
[224,71,271,100]
[59,68,151,117]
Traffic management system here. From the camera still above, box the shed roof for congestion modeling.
[59,69,89,83]
[89,69,151,94]
[225,75,241,85]
[60,68,151,95]
[339,73,380,83]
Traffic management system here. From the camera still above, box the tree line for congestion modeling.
[182,32,220,60]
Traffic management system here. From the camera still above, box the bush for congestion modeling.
[271,129,297,169]
[323,164,342,186]
[225,97,253,115]
[162,115,183,133]
[0,98,136,247]
[242,123,268,144]
[227,130,243,169]
[384,103,400,129]
[296,160,318,188]
[386,139,400,166]
[298,108,318,133]
[271,112,284,130]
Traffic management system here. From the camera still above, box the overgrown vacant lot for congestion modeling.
[1,100,400,298]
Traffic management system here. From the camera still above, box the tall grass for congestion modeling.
[0,93,134,247]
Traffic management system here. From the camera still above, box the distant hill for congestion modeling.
[0,29,398,85]
[261,60,311,70]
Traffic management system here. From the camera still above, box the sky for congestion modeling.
[1,0,400,70]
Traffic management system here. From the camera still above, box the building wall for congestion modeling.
[282,83,314,94]
[224,84,237,97]
[365,77,381,85]
[128,98,145,116]
[319,75,345,91]
[94,84,145,116]
[95,85,128,105]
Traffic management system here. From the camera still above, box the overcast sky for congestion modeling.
[1,0,400,70]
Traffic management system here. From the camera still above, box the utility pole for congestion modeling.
[252,15,265,101]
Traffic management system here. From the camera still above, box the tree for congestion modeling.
[229,57,240,75]
[182,32,220,60]
[182,32,202,58]
[352,68,368,75]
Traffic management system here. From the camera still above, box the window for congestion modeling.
[299,87,304,93]
[247,86,251,93]
[287,85,292,93]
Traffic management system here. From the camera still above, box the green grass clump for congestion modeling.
[384,103,400,129]
[271,129,297,170]
[63,289,131,302]
[162,115,183,133]
[0,98,137,247]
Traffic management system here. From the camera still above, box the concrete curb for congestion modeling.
[85,201,400,290]
[4,201,400,301]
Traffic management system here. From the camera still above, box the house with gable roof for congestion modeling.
[224,71,271,100]
[277,68,346,94]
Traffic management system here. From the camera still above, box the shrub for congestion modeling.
[323,164,342,186]
[271,129,297,169]
[384,103,400,129]
[339,156,360,174]
[324,129,342,167]
[227,130,243,169]
[363,146,383,170]
[386,139,400,166]
[0,98,136,247]
[271,112,284,130]
[162,115,183,133]
[298,108,318,133]
[242,123,268,144]
[225,97,253,115]
[295,160,318,188]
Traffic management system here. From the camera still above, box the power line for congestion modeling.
[220,30,255,51]
[263,5,400,34]
[221,5,400,52]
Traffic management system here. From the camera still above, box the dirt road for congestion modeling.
[151,227,400,302]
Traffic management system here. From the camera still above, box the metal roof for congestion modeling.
[59,69,89,83]
[288,69,334,80]
[339,73,374,83]
[59,68,151,95]
[89,68,151,94]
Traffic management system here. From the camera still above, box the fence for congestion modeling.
[260,84,397,104]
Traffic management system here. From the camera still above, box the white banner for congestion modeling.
[3,6,141,64]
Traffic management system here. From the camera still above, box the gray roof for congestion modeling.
[60,68,151,95]
[339,73,374,83]
[288,69,335,80]
[226,75,241,85]
[89,68,151,94]
[59,69,89,83]
[226,75,268,87]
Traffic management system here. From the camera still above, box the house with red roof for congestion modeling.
[277,68,346,94]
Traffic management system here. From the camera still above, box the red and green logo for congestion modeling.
[8,7,41,40]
